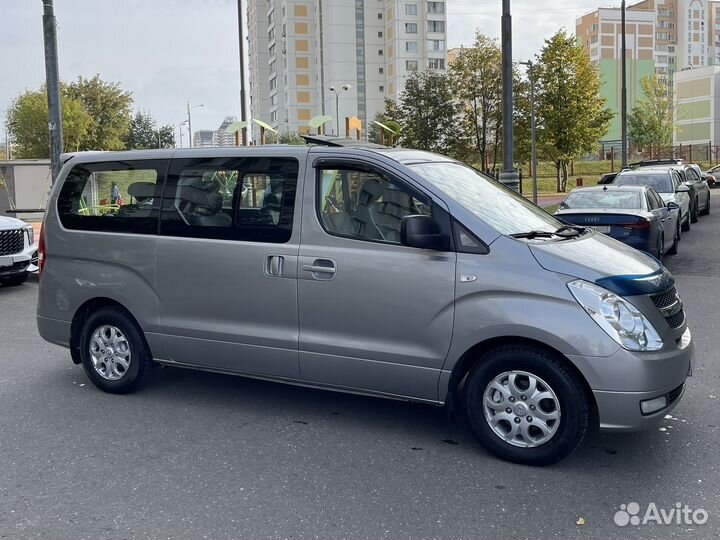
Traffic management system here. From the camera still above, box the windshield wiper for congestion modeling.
[510,225,586,240]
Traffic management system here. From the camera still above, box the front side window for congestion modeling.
[57,160,166,234]
[409,161,562,236]
[317,167,431,244]
[160,157,299,243]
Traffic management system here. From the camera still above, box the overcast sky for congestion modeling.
[0,0,622,141]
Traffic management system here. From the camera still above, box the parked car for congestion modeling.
[555,185,680,259]
[0,215,38,287]
[631,159,710,219]
[598,172,618,184]
[705,164,720,188]
[613,167,692,231]
[37,142,694,466]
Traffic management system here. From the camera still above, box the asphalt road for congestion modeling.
[1,197,719,540]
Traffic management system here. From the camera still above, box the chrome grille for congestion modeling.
[0,229,24,256]
[650,287,686,329]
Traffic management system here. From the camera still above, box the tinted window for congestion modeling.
[57,160,166,234]
[650,189,666,210]
[160,157,298,243]
[317,167,431,243]
[646,192,659,210]
[409,161,562,235]
[562,190,641,210]
[614,173,673,193]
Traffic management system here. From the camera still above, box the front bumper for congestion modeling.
[568,333,693,432]
[0,242,38,276]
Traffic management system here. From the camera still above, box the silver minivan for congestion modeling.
[37,141,694,465]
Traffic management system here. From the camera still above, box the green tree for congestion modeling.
[278,130,305,145]
[535,31,613,191]
[449,35,503,171]
[6,86,92,158]
[628,74,674,151]
[66,75,133,150]
[126,111,174,149]
[396,71,466,156]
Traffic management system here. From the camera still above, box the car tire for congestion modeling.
[0,273,28,287]
[79,306,151,394]
[691,199,699,223]
[682,213,691,232]
[701,194,710,216]
[668,225,679,256]
[657,233,664,260]
[464,345,592,466]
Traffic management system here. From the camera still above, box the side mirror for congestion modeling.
[401,215,451,251]
[667,201,680,210]
[676,184,690,193]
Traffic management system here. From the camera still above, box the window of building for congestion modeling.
[428,2,445,14]
[378,30,383,37]
[377,12,383,19]
[590,34,598,44]
[159,158,299,243]
[405,22,418,33]
[378,48,384,55]
[57,160,166,234]
[406,41,418,52]
[427,20,445,33]
[379,67,384,74]
[428,58,445,70]
[427,39,445,51]
[379,85,385,92]
[316,167,431,244]
[406,60,418,71]
[405,3,418,15]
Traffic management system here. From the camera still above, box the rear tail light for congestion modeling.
[37,222,46,277]
[621,219,651,231]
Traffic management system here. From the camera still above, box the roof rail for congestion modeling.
[300,134,388,149]
[630,158,683,168]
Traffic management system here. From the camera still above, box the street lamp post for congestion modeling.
[500,0,519,192]
[41,0,63,184]
[187,101,204,148]
[329,85,351,136]
[621,0,628,167]
[520,61,538,204]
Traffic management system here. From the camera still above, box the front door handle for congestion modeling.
[302,258,336,280]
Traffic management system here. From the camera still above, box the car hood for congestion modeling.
[0,216,25,231]
[528,231,672,295]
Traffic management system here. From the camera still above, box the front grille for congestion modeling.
[650,286,686,329]
[668,383,685,405]
[666,310,686,329]
[0,229,24,256]
[651,287,678,309]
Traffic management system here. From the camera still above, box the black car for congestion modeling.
[555,185,680,259]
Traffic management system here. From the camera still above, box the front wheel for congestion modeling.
[682,213,691,232]
[464,345,592,466]
[691,199,699,223]
[701,193,711,215]
[79,307,151,394]
[668,223,679,255]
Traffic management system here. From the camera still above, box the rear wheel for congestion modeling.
[691,199,699,223]
[701,193,711,215]
[79,307,151,394]
[464,345,592,466]
[0,273,28,287]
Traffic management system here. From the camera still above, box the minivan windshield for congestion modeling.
[409,161,562,236]
[614,173,673,193]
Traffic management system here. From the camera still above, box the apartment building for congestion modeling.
[192,116,239,147]
[246,0,447,141]
[578,0,720,144]
[673,64,720,145]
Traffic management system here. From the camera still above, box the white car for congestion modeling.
[613,167,692,232]
[0,215,38,287]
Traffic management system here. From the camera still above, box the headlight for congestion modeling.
[24,225,34,246]
[568,279,663,351]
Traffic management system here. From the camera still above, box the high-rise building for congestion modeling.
[246,0,447,141]
[192,116,239,147]
[578,0,720,145]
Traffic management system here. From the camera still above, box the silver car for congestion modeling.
[37,144,694,465]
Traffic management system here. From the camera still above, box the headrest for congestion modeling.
[127,182,155,200]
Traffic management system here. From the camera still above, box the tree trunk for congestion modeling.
[556,161,562,192]
[561,160,569,192]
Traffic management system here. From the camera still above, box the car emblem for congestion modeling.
[585,217,601,223]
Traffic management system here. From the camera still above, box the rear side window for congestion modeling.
[57,160,167,234]
[160,157,299,243]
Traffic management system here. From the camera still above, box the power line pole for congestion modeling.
[521,61,538,204]
[500,0,519,192]
[621,0,628,167]
[238,0,248,145]
[42,0,63,184]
